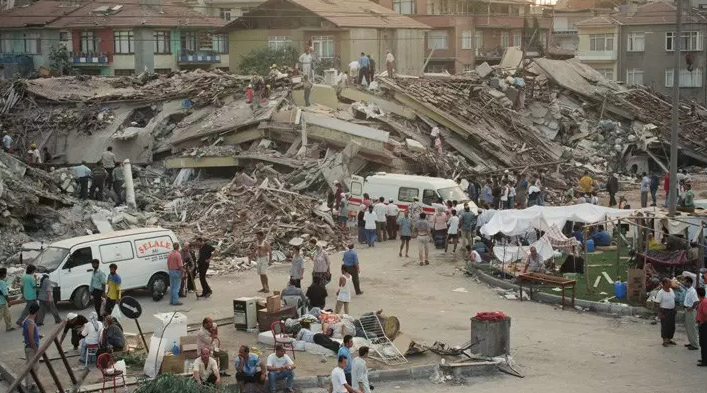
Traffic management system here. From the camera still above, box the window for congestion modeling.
[213,34,228,54]
[461,31,472,49]
[311,36,334,59]
[426,63,448,72]
[113,30,134,54]
[627,33,644,52]
[398,187,419,202]
[393,0,416,14]
[219,8,231,21]
[59,32,69,41]
[475,31,483,53]
[268,36,291,51]
[422,189,437,205]
[665,68,703,87]
[589,34,613,51]
[427,0,436,14]
[538,31,547,47]
[64,247,93,270]
[80,31,96,52]
[350,180,362,197]
[625,68,643,85]
[181,32,198,52]
[427,31,448,50]
[99,241,135,263]
[0,33,12,53]
[513,32,521,47]
[595,67,613,80]
[21,32,40,54]
[666,31,704,51]
[501,32,509,48]
[154,31,170,54]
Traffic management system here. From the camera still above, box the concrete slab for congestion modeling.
[475,62,493,78]
[340,88,416,119]
[500,46,523,70]
[406,138,426,152]
[292,84,339,109]
[302,113,390,143]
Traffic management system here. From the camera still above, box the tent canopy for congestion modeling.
[480,204,635,237]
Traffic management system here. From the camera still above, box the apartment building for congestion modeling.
[377,0,552,74]
[576,1,707,103]
[551,0,613,53]
[0,0,227,76]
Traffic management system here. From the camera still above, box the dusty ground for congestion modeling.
[2,191,707,390]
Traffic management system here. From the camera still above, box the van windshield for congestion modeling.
[438,186,468,202]
[33,247,70,273]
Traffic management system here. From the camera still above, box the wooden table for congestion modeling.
[517,273,577,310]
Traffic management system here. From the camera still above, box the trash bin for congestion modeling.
[470,315,511,357]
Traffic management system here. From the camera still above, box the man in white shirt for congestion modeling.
[373,197,388,242]
[527,184,541,207]
[193,348,221,386]
[385,50,395,78]
[654,278,677,347]
[523,246,546,273]
[363,205,378,247]
[683,276,699,350]
[430,126,440,148]
[266,344,296,393]
[330,355,360,393]
[445,209,460,253]
[348,61,360,84]
[385,199,400,241]
[299,49,313,79]
[352,346,372,393]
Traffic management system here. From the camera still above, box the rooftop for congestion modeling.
[0,0,75,28]
[614,1,707,25]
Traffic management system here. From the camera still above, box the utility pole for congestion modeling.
[668,0,682,217]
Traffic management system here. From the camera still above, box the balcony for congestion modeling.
[70,52,109,66]
[577,50,617,61]
[552,28,578,35]
[178,50,221,64]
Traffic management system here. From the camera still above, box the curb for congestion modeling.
[470,264,653,316]
[291,363,440,388]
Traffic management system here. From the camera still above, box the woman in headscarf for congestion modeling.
[79,312,102,364]
[309,238,331,285]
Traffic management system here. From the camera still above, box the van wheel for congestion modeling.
[72,287,90,310]
[148,273,169,295]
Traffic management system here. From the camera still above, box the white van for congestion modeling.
[347,173,477,214]
[32,228,179,309]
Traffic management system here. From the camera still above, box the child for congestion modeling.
[245,84,254,103]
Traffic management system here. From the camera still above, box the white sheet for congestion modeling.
[492,235,555,263]
[256,331,371,356]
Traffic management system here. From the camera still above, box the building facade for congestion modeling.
[376,0,552,74]
[0,0,228,77]
[551,0,613,54]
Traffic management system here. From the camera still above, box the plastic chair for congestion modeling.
[96,353,126,393]
[270,321,295,359]
[282,295,306,317]
[85,343,100,368]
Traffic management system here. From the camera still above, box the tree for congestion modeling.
[48,43,73,76]
[238,46,299,76]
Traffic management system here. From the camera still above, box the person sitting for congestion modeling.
[193,348,221,387]
[523,246,548,274]
[678,182,695,212]
[60,313,88,351]
[101,315,125,352]
[266,344,296,393]
[281,278,307,310]
[79,312,102,364]
[294,320,340,354]
[648,233,663,250]
[591,225,612,247]
[235,345,266,392]
[572,223,584,244]
[197,317,230,376]
[306,276,328,310]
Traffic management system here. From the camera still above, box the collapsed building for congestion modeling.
[2,50,707,264]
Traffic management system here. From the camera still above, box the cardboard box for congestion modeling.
[267,295,281,312]
[161,353,185,374]
[627,268,645,301]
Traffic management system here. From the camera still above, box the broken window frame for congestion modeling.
[154,30,171,54]
[626,32,645,52]
[268,36,292,51]
[427,31,449,50]
[80,31,96,53]
[588,33,613,52]
[625,68,643,86]
[311,36,334,59]
[665,68,703,88]
[113,30,134,54]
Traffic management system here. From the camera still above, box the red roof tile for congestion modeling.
[614,1,707,25]
[0,1,77,28]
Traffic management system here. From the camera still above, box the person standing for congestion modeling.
[290,245,304,288]
[385,199,399,241]
[87,259,106,321]
[310,238,331,285]
[342,244,362,295]
[180,241,195,297]
[101,146,118,189]
[42,147,52,164]
[352,346,372,393]
[36,273,60,325]
[363,205,378,247]
[515,174,528,208]
[432,208,447,249]
[298,48,313,79]
[167,243,184,306]
[357,52,370,85]
[250,231,272,294]
[16,265,38,327]
[0,268,14,331]
[27,143,41,164]
[90,162,108,201]
[663,172,671,207]
[696,287,707,367]
[607,173,619,207]
[22,302,41,392]
[335,265,354,315]
[195,237,215,298]
[459,204,475,251]
[337,335,354,385]
[331,355,360,393]
[649,172,660,206]
[397,210,412,258]
[385,50,395,78]
[112,162,125,206]
[73,161,92,200]
[640,172,651,208]
[303,75,313,107]
[416,212,431,266]
[373,197,388,242]
[266,345,296,393]
[104,263,122,316]
[339,193,349,231]
[366,54,375,83]
[683,276,699,350]
[655,278,677,347]
[445,209,460,253]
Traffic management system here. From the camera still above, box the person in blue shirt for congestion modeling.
[235,345,266,392]
[397,210,413,257]
[572,223,584,244]
[22,302,41,391]
[73,161,92,200]
[0,268,14,331]
[357,53,370,85]
[337,335,354,386]
[342,244,362,295]
[591,225,612,247]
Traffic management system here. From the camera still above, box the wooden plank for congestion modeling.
[593,276,602,288]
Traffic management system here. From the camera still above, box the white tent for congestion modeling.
[480,204,636,237]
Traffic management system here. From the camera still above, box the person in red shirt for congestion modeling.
[167,243,184,306]
[696,287,707,367]
[663,172,670,207]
